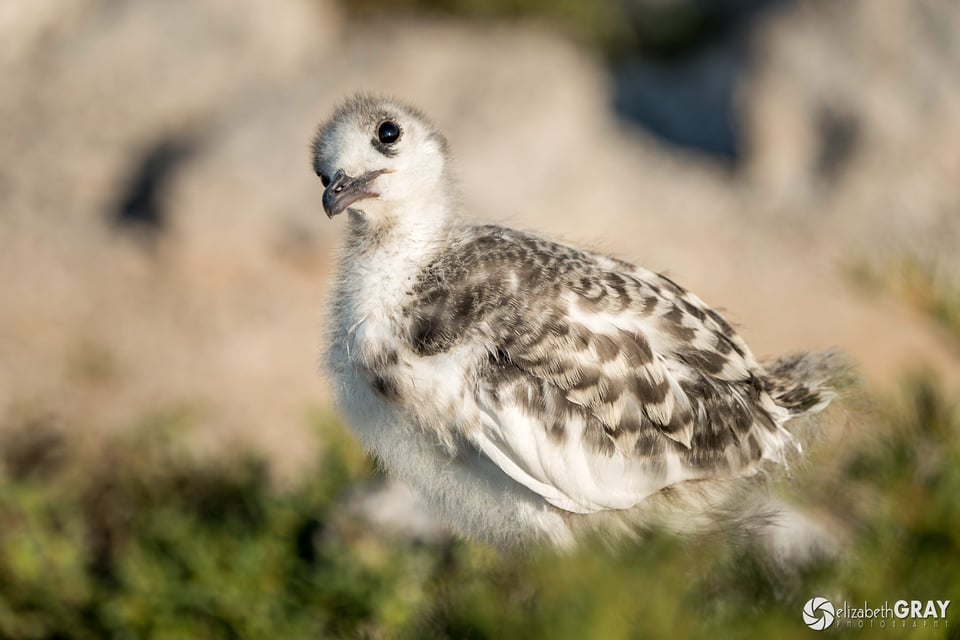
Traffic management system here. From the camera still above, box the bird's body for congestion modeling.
[314,95,846,548]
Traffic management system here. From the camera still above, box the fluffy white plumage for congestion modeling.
[312,94,846,548]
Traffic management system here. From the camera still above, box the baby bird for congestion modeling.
[312,94,846,548]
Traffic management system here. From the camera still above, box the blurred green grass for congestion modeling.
[1,376,958,639]
[2,248,959,640]
[344,0,718,59]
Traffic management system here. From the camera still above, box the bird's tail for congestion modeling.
[762,350,855,419]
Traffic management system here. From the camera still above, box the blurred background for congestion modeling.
[1,0,958,637]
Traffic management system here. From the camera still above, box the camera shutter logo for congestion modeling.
[803,597,836,630]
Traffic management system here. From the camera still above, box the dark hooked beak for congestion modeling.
[322,169,388,218]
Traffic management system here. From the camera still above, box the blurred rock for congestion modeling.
[613,0,786,160]
[112,136,196,233]
[0,0,92,66]
[613,38,743,160]
[743,0,960,269]
[0,0,339,478]
[0,0,958,491]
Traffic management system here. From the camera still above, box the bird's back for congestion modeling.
[379,224,847,518]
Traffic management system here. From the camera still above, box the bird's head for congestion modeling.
[312,94,452,224]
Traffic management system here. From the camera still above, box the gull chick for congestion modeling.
[312,94,847,548]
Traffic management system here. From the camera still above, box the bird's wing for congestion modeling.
[402,227,794,514]
[470,268,792,515]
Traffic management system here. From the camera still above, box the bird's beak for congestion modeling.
[322,169,388,218]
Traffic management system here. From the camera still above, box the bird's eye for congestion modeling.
[377,121,401,144]
[318,171,331,187]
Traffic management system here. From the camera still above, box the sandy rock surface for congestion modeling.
[1,0,957,479]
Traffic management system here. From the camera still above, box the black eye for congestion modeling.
[317,170,330,187]
[377,121,400,144]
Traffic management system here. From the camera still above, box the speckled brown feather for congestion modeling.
[373,224,819,484]
[316,93,849,545]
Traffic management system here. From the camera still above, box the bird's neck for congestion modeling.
[338,194,457,322]
[344,192,457,261]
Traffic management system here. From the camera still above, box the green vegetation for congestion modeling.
[2,255,958,639]
[343,0,718,59]
[1,378,958,639]
[346,0,623,47]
